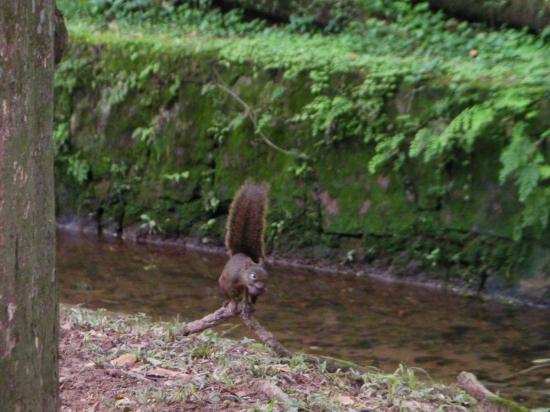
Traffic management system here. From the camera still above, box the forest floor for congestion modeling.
[59,305,527,412]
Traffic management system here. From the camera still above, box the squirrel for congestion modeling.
[218,181,270,305]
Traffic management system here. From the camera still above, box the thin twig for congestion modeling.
[457,371,509,412]
[500,361,550,381]
[213,81,298,157]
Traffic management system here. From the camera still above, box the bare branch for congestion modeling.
[177,301,371,374]
[253,379,293,408]
[213,81,298,157]
[179,303,242,336]
[178,302,292,358]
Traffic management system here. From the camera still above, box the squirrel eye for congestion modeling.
[250,272,257,279]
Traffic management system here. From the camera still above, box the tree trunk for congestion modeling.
[0,1,58,410]
[187,0,550,32]
[414,0,550,33]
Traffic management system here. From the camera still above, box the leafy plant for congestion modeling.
[54,0,550,282]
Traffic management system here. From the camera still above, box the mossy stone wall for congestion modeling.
[54,26,550,302]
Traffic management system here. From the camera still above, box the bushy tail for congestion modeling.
[225,181,270,263]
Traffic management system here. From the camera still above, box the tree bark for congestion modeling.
[413,0,550,33]
[180,0,550,32]
[0,1,58,410]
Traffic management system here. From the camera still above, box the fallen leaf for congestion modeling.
[111,353,137,368]
[271,364,291,373]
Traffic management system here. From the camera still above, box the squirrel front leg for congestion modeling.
[243,290,258,313]
[244,289,252,305]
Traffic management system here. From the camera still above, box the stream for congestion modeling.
[57,230,550,407]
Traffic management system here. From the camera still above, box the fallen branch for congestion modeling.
[253,379,293,409]
[457,371,528,412]
[178,302,292,358]
[179,303,242,336]
[457,372,499,403]
[178,302,370,374]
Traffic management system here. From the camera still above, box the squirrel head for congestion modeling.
[244,262,268,297]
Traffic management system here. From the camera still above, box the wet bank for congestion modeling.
[57,230,550,407]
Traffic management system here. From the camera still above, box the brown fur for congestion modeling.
[225,181,269,263]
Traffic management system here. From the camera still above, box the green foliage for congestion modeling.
[499,123,542,202]
[409,86,550,239]
[54,0,550,283]
[162,171,190,182]
[58,0,269,36]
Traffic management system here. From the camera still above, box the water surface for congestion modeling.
[57,230,550,407]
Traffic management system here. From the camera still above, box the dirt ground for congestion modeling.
[59,306,523,411]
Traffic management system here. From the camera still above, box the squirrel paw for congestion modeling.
[223,300,241,315]
[243,303,256,315]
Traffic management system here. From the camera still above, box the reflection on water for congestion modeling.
[57,230,550,407]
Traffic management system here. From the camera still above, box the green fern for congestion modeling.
[517,188,550,240]
[409,127,440,162]
[517,162,542,203]
[410,104,496,163]
[499,122,543,202]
